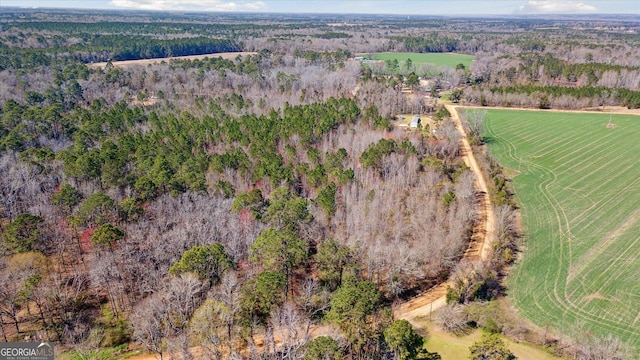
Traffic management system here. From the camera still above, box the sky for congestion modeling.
[1,0,639,15]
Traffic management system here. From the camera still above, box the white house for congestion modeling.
[410,115,421,128]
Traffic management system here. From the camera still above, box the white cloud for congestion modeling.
[211,2,238,11]
[242,1,266,11]
[517,0,597,13]
[109,0,267,11]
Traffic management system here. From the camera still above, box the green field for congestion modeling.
[368,52,474,68]
[484,109,640,352]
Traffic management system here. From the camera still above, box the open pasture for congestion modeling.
[368,52,474,68]
[484,109,640,350]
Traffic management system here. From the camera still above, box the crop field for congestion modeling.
[368,52,474,68]
[484,109,640,350]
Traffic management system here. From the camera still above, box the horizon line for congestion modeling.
[2,6,640,17]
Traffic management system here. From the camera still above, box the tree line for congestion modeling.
[459,84,640,109]
[392,35,459,53]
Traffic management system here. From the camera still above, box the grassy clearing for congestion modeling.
[58,345,139,360]
[368,52,474,68]
[484,109,640,352]
[413,317,561,360]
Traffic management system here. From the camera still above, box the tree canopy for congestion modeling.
[304,336,342,360]
[169,243,233,285]
[326,277,381,353]
[51,184,83,212]
[240,271,286,324]
[264,186,312,231]
[2,213,44,254]
[384,319,425,360]
[90,223,124,248]
[468,334,515,360]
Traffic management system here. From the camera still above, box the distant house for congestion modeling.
[410,115,421,128]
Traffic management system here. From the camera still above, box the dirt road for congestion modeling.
[393,105,496,323]
[447,105,496,260]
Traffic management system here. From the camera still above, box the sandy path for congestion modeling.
[88,52,257,68]
[394,105,496,324]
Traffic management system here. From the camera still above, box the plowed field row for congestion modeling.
[485,110,640,351]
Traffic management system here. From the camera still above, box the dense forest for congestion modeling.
[0,9,637,360]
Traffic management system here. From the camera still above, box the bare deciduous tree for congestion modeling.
[462,108,487,142]
[270,303,311,359]
[576,333,629,360]
[437,304,469,334]
[131,295,167,360]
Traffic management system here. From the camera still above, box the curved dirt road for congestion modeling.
[394,105,496,323]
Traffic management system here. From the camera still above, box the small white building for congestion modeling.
[410,115,421,128]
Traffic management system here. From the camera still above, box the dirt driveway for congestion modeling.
[394,104,496,323]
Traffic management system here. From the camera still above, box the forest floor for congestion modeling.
[88,52,257,68]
